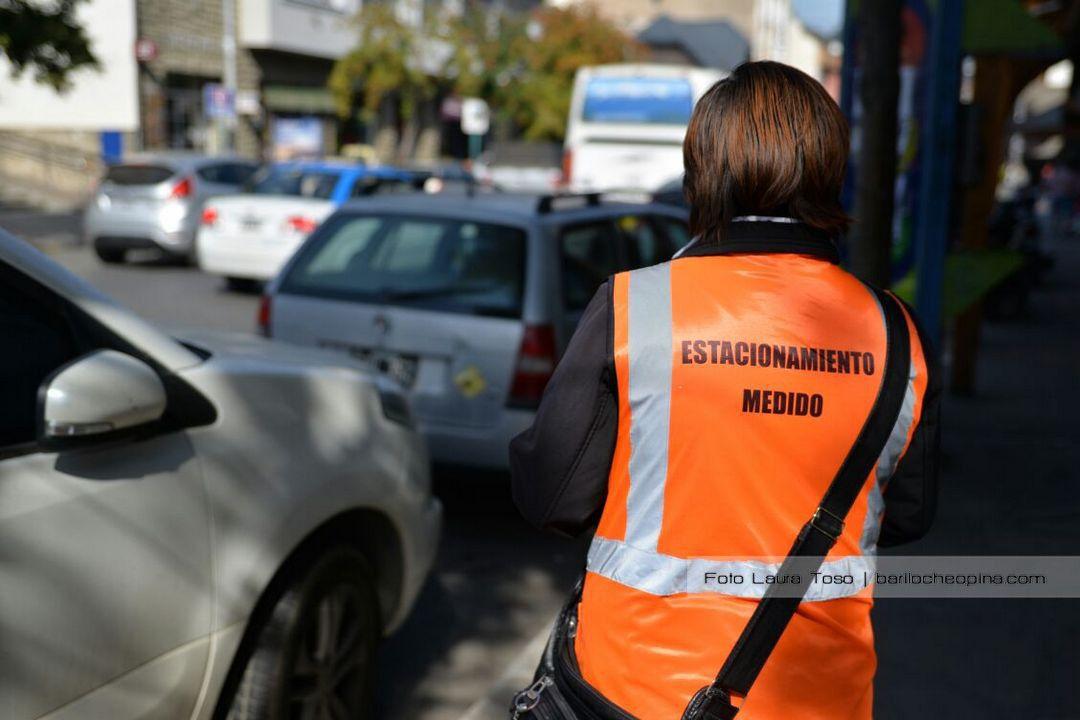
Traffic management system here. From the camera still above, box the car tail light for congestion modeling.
[285,215,318,234]
[508,324,557,409]
[256,294,272,337]
[169,176,193,199]
[560,149,573,187]
[201,206,218,226]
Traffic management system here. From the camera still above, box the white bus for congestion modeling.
[563,64,725,193]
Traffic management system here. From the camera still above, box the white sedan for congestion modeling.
[0,229,441,719]
[195,162,416,288]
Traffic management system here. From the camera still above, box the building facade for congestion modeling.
[751,0,826,80]
[0,0,139,208]
[0,0,364,208]
[557,0,830,82]
[136,0,361,159]
[550,0,756,38]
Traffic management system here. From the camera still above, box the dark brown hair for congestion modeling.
[683,61,850,241]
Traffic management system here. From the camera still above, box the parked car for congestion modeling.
[0,228,440,719]
[83,153,259,264]
[261,192,691,469]
[652,176,688,208]
[401,163,489,194]
[196,161,415,288]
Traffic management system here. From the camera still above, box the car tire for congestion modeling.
[225,276,260,293]
[227,548,381,720]
[185,245,200,267]
[94,245,125,264]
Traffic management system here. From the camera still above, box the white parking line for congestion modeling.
[457,620,554,720]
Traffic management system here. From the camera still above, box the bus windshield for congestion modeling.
[581,77,694,125]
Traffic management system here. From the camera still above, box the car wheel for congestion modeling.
[225,276,260,293]
[94,244,125,264]
[228,548,381,720]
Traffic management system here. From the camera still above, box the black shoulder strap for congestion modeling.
[684,287,912,720]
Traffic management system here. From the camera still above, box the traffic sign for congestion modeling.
[134,38,158,63]
[235,90,261,116]
[203,84,235,120]
[461,98,490,136]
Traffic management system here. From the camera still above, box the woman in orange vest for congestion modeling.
[510,61,940,719]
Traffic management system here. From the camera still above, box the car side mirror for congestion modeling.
[38,350,167,448]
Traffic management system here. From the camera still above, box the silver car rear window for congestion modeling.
[104,164,174,185]
[281,213,527,318]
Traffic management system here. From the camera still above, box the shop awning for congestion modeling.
[262,85,337,115]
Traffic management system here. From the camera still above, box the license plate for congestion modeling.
[241,216,262,232]
[317,340,419,389]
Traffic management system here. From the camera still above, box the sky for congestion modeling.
[792,0,845,39]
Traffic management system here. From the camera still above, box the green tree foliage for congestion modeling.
[442,6,525,103]
[330,2,640,142]
[328,3,435,123]
[501,5,643,140]
[0,0,98,91]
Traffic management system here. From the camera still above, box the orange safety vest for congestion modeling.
[575,251,929,719]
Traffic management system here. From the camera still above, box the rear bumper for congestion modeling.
[419,407,535,470]
[196,232,300,281]
[84,206,196,254]
[93,235,162,252]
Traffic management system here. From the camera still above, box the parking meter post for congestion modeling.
[221,0,238,152]
[461,98,490,166]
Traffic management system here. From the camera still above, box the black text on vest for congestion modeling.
[742,388,824,417]
[681,339,875,376]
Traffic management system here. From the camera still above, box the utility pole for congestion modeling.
[221,0,238,152]
[849,0,902,286]
[913,0,965,347]
[1062,0,1080,166]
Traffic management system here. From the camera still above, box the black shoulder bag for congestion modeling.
[511,287,911,720]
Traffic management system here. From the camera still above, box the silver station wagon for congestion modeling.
[262,193,691,469]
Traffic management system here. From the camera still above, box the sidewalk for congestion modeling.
[0,203,81,249]
[874,239,1080,717]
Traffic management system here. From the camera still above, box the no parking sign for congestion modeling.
[203,84,235,120]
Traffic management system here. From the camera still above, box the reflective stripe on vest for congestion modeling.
[585,264,920,601]
[588,536,877,601]
[625,262,673,551]
[858,291,920,557]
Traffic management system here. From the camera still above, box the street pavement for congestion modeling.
[4,207,1079,718]
[1,209,260,333]
[0,207,584,720]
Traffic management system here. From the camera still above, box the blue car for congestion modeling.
[197,161,416,285]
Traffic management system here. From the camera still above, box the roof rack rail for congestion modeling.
[536,192,602,214]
